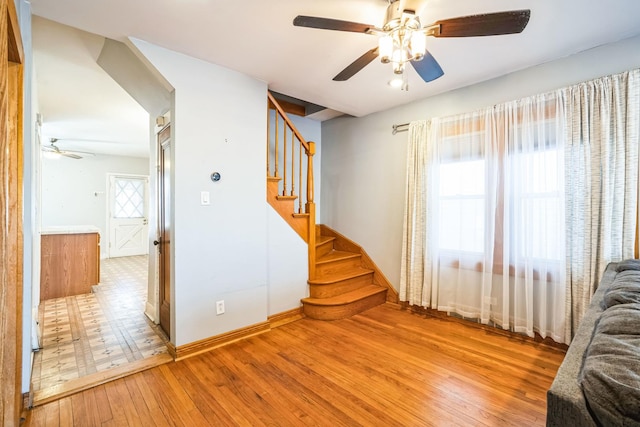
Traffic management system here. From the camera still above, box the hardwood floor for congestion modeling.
[24,304,566,426]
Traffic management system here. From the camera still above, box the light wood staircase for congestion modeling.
[266,92,396,320]
[302,225,397,320]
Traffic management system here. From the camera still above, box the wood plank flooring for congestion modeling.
[25,303,566,426]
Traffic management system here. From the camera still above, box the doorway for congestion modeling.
[33,138,170,402]
[31,18,173,401]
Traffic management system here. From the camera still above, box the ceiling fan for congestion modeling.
[41,138,94,159]
[293,0,531,88]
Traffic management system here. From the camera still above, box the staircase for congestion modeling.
[302,225,392,320]
[266,92,395,320]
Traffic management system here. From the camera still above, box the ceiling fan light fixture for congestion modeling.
[389,68,409,91]
[410,31,426,61]
[391,48,407,74]
[378,35,393,63]
[293,7,531,87]
[388,76,403,88]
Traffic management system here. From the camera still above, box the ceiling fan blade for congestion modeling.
[41,143,89,159]
[293,15,373,33]
[333,48,379,81]
[431,10,530,37]
[410,51,444,82]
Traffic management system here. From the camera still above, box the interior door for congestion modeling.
[157,125,171,338]
[108,174,149,258]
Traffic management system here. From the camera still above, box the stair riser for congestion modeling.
[303,290,387,320]
[316,257,361,276]
[309,274,374,299]
[316,240,334,258]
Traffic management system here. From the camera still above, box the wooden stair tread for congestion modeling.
[317,250,361,264]
[302,285,386,306]
[292,212,309,218]
[309,267,373,285]
[276,195,298,201]
[316,235,335,246]
[267,176,282,182]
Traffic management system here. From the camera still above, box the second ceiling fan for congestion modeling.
[293,0,531,86]
[41,138,95,159]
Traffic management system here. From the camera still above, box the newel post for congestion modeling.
[306,141,316,280]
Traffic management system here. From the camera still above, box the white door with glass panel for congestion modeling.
[108,174,149,258]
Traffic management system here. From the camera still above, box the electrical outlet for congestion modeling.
[216,300,225,315]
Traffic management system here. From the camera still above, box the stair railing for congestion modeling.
[266,92,317,280]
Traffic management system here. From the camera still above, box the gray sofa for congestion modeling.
[547,261,640,426]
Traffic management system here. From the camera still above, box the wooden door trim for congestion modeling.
[0,0,24,424]
[157,124,171,339]
[6,0,22,63]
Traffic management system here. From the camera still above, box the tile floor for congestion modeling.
[32,255,168,392]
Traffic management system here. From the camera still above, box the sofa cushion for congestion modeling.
[615,259,640,272]
[580,303,640,426]
[602,270,640,308]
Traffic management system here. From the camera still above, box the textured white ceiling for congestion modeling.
[30,0,640,157]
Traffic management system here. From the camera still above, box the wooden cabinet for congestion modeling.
[40,227,100,301]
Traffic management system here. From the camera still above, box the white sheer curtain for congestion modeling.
[401,93,568,342]
[401,69,640,344]
[563,69,640,342]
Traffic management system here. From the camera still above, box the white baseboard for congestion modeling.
[145,302,158,324]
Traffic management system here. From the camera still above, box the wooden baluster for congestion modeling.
[298,138,303,213]
[306,141,317,280]
[274,113,279,178]
[306,141,315,207]
[282,121,287,196]
[290,131,295,197]
[266,101,270,177]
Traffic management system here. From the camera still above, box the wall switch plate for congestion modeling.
[201,191,210,205]
[216,300,225,315]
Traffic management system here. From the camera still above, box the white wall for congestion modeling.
[321,34,640,290]
[131,39,268,346]
[41,153,149,257]
[267,209,308,315]
[130,39,324,346]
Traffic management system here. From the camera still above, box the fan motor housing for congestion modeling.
[384,1,419,31]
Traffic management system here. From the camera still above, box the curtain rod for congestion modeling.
[392,122,410,135]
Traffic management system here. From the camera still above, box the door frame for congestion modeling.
[156,124,172,339]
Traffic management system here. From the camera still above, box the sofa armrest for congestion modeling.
[546,263,619,427]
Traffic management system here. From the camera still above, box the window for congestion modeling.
[438,159,485,253]
[512,149,563,262]
[435,113,564,273]
[113,177,146,219]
